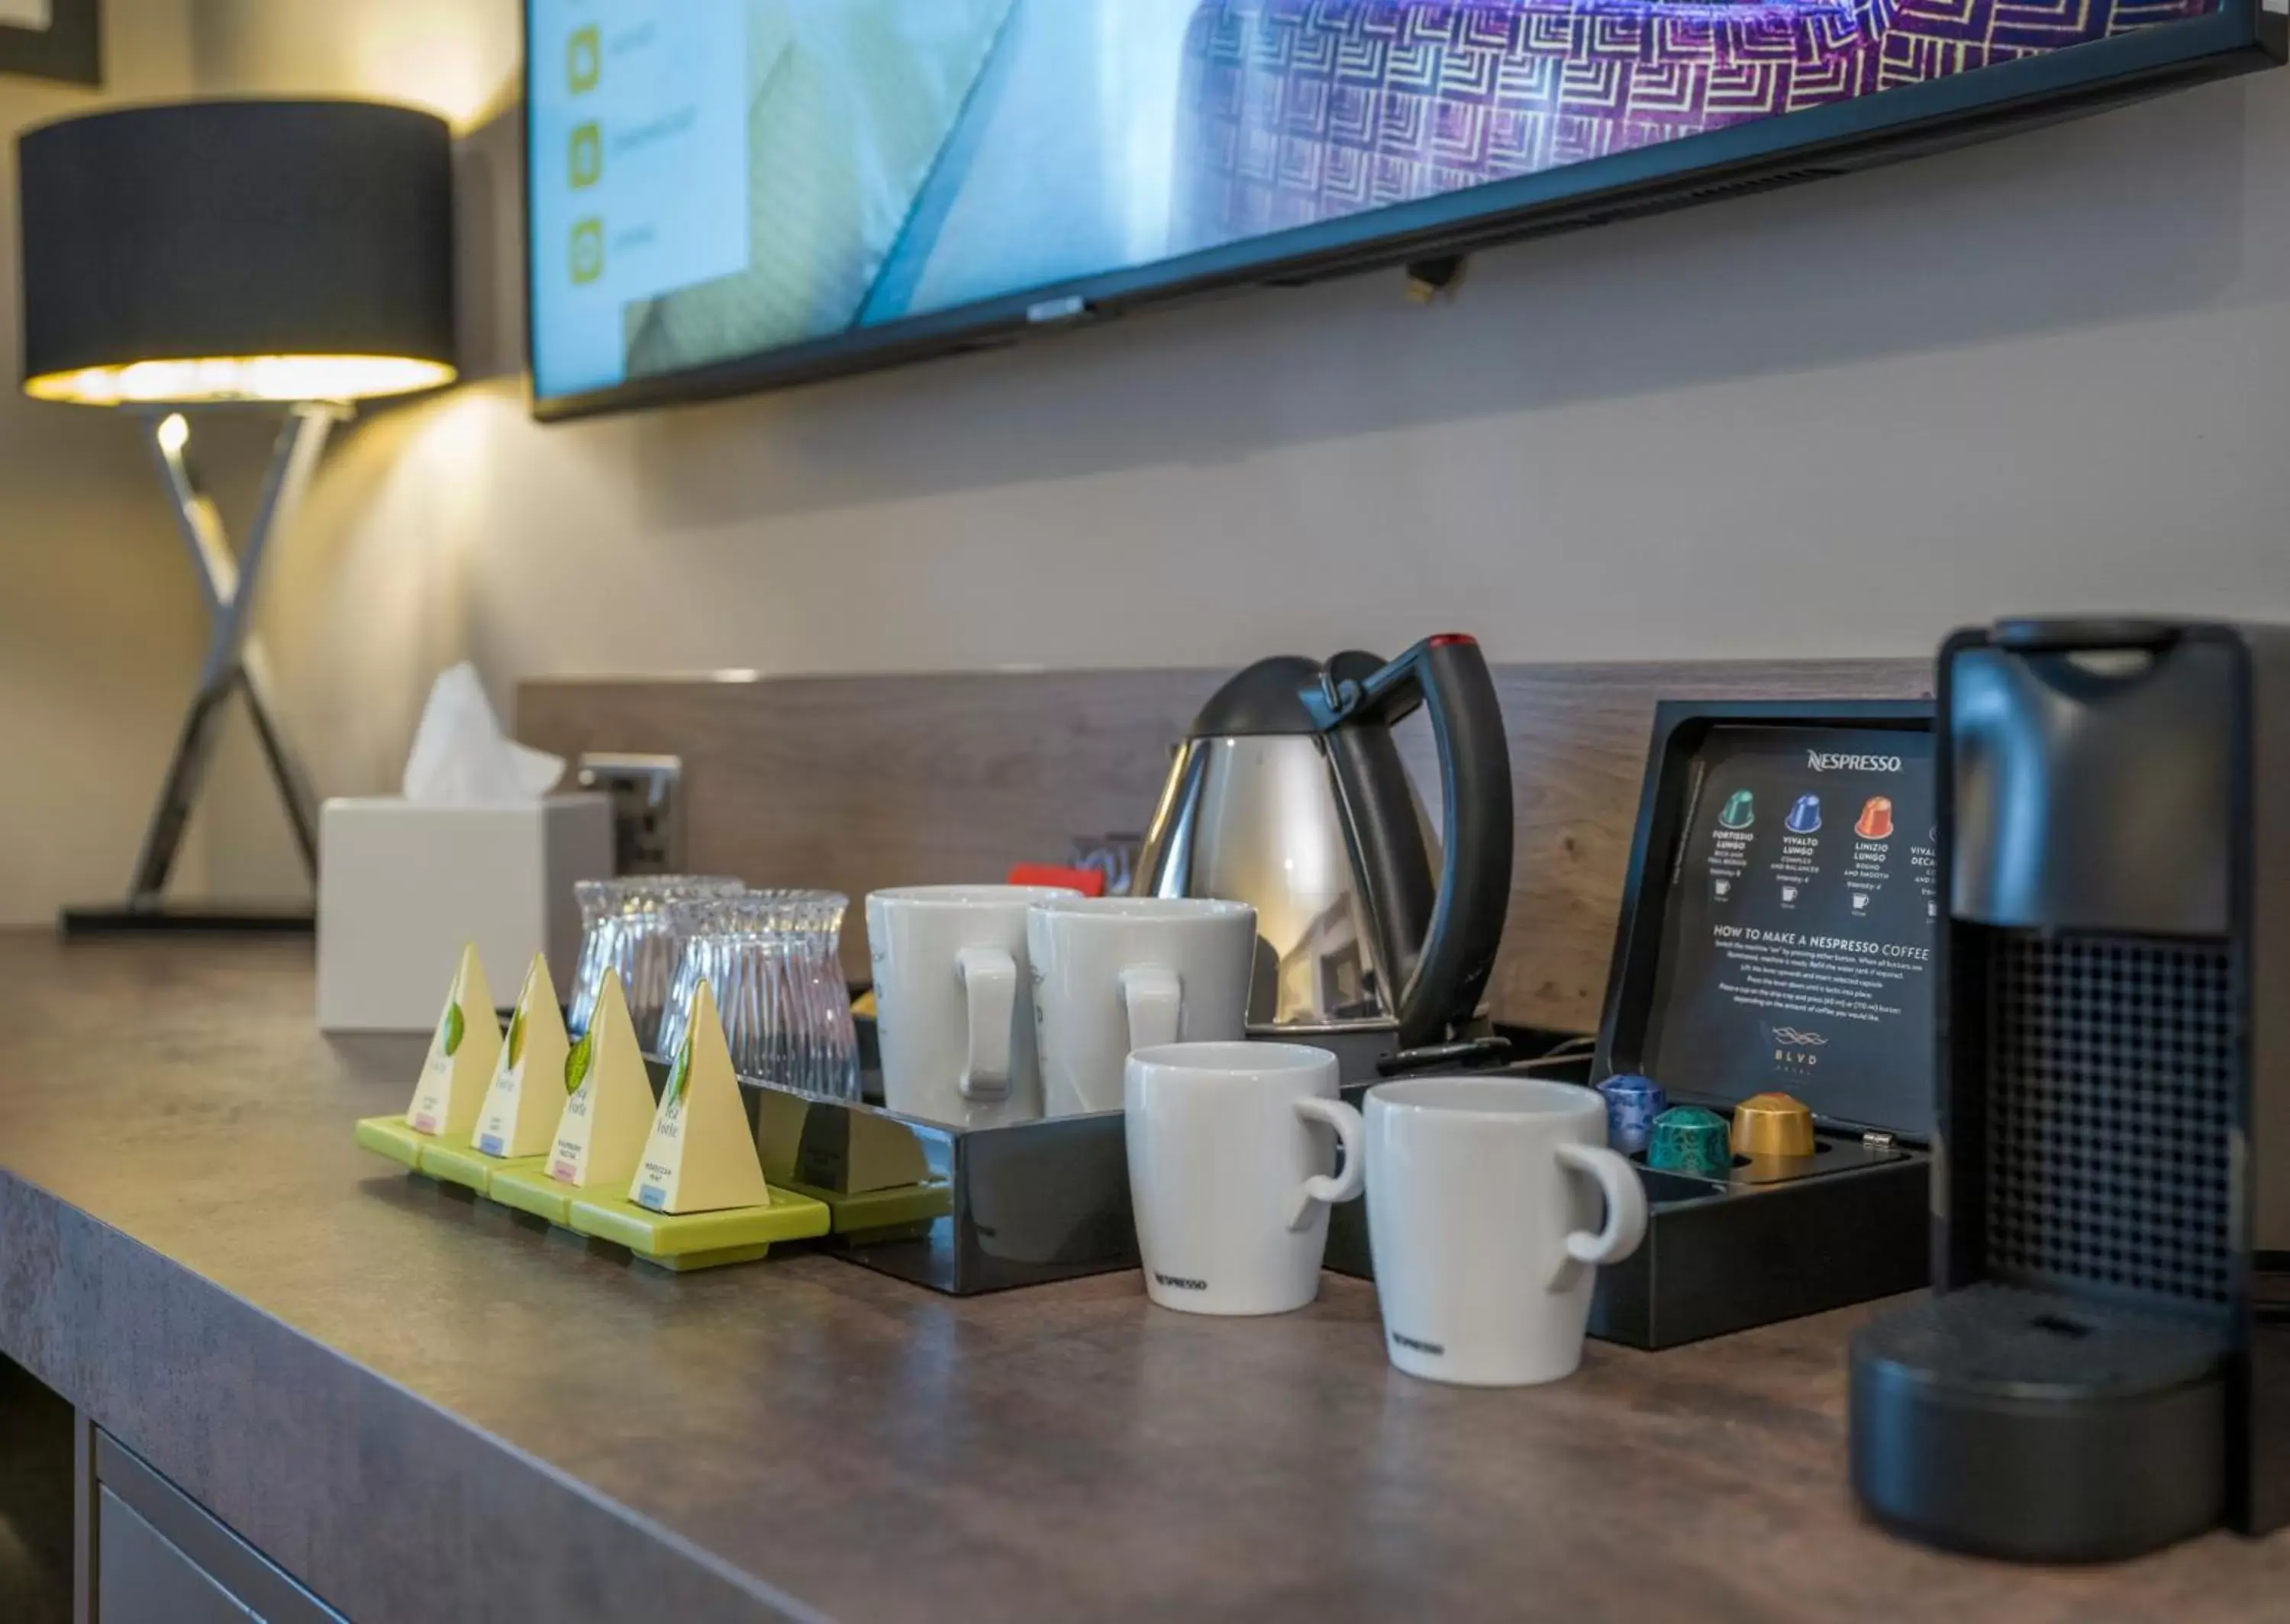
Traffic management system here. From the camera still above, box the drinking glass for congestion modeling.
[568,875,743,1051]
[657,890,861,1100]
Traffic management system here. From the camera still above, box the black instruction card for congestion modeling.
[1641,725,1937,1137]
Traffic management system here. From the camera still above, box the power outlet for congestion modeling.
[1071,833,1145,897]
[576,752,685,875]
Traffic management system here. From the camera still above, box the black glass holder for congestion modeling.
[744,1078,1136,1296]
[652,1040,1137,1297]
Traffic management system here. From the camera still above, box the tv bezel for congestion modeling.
[523,0,2282,422]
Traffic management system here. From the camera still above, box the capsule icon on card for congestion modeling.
[1856,797,1895,841]
[1786,794,1822,835]
[1719,790,1756,831]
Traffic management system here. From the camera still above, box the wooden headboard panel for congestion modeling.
[519,658,1932,1034]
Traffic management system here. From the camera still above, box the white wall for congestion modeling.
[0,0,206,924]
[190,0,516,128]
[185,0,2290,900]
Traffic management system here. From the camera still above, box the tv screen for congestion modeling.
[526,0,2278,417]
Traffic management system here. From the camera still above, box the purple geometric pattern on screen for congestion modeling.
[1176,0,2217,241]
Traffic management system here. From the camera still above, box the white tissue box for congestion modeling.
[317,795,615,1033]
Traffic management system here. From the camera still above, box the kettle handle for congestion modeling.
[1313,636,1514,1050]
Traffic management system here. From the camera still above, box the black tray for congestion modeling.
[755,1078,1135,1296]
[1590,1133,1928,1346]
[636,1048,1126,1296]
[693,1023,1547,1297]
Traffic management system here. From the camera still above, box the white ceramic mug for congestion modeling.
[1125,1042,1363,1316]
[866,884,1080,1127]
[1365,1076,1648,1387]
[1028,897,1257,1116]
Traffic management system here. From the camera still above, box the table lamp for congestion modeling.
[18,99,456,935]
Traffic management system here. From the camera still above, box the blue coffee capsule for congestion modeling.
[1647,1106,1734,1178]
[1597,1074,1668,1156]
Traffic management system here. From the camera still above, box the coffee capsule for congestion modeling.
[1647,1106,1732,1178]
[1732,1091,1817,1158]
[1597,1074,1668,1156]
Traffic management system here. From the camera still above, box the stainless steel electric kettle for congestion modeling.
[1133,634,1514,1071]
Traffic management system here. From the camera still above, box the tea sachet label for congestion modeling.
[631,981,771,1215]
[547,968,655,1190]
[405,944,500,1141]
[474,955,571,1158]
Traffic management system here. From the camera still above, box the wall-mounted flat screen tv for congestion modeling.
[526,0,2282,419]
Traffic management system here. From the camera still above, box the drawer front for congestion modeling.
[97,1489,253,1624]
[95,1433,343,1624]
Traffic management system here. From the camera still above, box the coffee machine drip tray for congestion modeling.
[1850,1282,2228,1562]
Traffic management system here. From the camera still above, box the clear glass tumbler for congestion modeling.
[568,875,744,1052]
[657,890,860,1100]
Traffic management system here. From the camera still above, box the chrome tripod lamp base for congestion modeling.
[58,406,340,938]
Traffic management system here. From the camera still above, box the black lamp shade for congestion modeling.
[18,98,457,405]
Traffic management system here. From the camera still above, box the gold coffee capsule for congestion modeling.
[1733,1091,1816,1158]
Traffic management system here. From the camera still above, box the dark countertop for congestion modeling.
[2,933,2286,1622]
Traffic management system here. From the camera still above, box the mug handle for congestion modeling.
[1285,1097,1366,1232]
[1555,1142,1649,1271]
[1119,964,1182,1053]
[956,946,1016,1101]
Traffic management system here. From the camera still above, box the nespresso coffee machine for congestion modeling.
[1850,617,2290,1561]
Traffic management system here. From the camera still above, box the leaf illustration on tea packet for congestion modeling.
[565,1030,593,1095]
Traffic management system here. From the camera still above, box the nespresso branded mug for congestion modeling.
[1125,1042,1363,1316]
[1027,897,1256,1116]
[1366,1076,1648,1387]
[866,884,1080,1128]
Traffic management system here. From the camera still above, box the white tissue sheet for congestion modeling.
[402,663,566,804]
